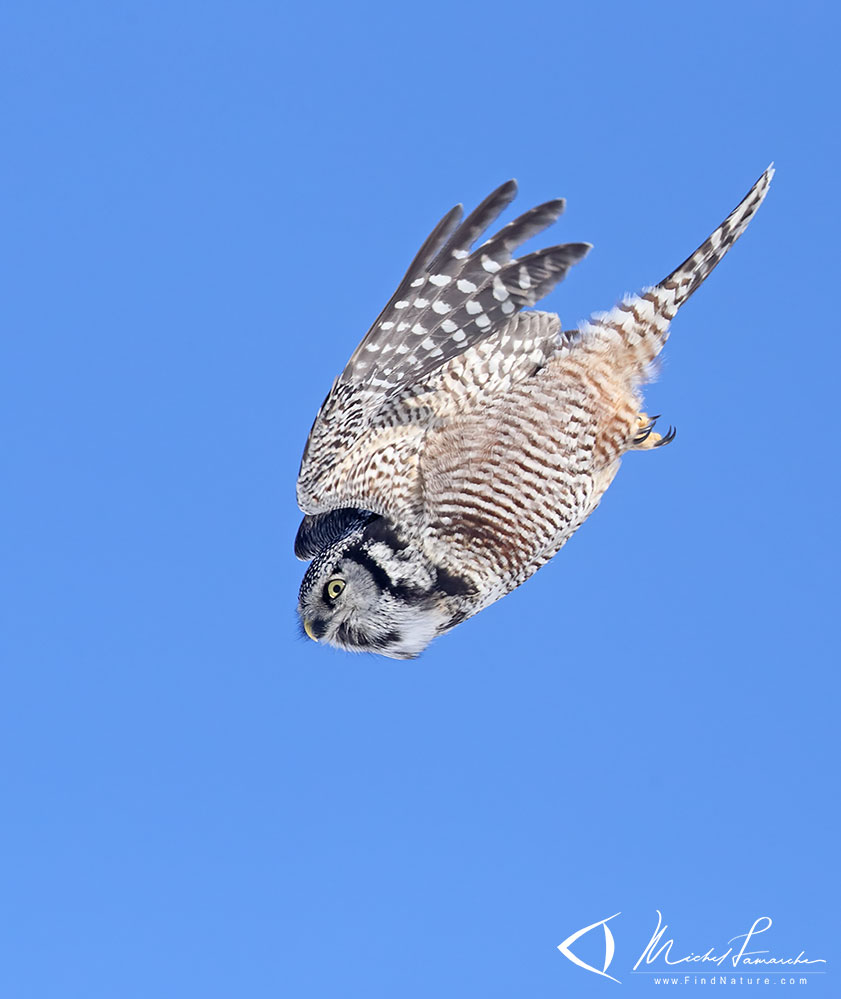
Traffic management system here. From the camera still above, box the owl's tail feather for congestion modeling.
[653,163,774,315]
[576,165,773,369]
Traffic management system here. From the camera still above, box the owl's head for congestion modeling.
[296,517,461,660]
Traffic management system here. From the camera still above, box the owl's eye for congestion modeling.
[325,578,346,601]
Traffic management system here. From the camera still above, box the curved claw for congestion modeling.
[653,425,677,447]
[632,413,676,451]
[633,412,662,446]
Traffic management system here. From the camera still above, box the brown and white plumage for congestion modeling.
[295,167,774,658]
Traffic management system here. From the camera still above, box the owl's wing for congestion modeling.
[341,180,590,400]
[297,309,573,521]
[297,184,589,522]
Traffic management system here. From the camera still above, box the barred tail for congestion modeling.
[577,165,774,366]
[653,163,774,316]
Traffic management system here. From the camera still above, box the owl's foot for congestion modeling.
[633,413,676,450]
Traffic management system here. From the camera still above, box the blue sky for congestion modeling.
[1,1,838,996]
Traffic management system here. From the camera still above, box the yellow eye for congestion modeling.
[325,578,346,600]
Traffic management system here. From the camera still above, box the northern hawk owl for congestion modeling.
[295,168,773,658]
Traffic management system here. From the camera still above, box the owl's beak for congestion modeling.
[303,619,318,642]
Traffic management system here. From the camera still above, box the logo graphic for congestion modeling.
[558,912,622,983]
[558,911,827,985]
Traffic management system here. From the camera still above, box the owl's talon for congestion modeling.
[633,413,675,450]
[633,412,658,447]
[653,425,677,447]
[634,424,654,445]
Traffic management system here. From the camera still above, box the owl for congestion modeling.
[295,167,773,658]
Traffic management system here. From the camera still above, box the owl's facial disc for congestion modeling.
[297,549,447,659]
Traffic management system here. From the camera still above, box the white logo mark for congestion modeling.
[558,912,622,983]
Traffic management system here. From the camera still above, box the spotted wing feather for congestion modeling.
[427,179,519,271]
[341,182,589,398]
[342,182,515,385]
